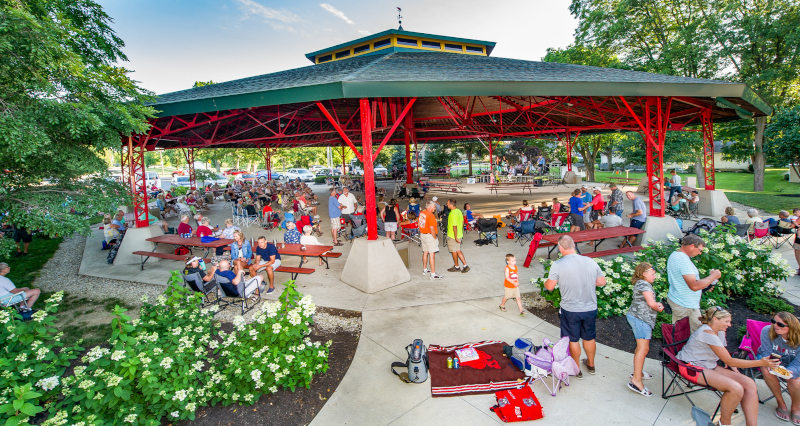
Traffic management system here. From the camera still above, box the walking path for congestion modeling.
[80,179,800,425]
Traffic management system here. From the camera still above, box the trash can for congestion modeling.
[394,240,409,268]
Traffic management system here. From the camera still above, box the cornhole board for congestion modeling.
[428,340,529,397]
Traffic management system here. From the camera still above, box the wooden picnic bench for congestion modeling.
[274,266,315,280]
[541,227,645,258]
[277,243,338,269]
[141,235,234,269]
[605,177,641,187]
[485,182,536,195]
[132,251,211,270]
[425,180,464,193]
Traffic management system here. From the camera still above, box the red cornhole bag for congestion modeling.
[174,247,190,255]
[490,386,544,422]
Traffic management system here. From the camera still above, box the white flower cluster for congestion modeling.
[36,346,49,361]
[41,410,68,426]
[0,309,9,324]
[272,323,282,334]
[36,376,60,391]
[233,316,247,331]
[84,346,111,363]
[32,310,48,322]
[299,295,316,317]
[287,308,302,326]
[160,357,174,370]
[173,389,188,401]
[110,350,126,361]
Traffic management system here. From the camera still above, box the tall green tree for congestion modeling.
[568,0,800,191]
[0,0,154,255]
[764,104,800,179]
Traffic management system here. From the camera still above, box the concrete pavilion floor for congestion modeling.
[79,178,800,425]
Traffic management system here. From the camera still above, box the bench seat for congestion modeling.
[132,251,210,270]
[319,252,342,258]
[582,246,642,258]
[274,266,315,279]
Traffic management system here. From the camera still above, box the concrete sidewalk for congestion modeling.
[311,297,792,426]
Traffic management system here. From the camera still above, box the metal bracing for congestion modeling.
[120,136,150,228]
[700,109,716,190]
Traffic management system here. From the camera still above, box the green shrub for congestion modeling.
[737,325,748,341]
[6,274,329,425]
[748,294,795,315]
[535,227,793,318]
[172,186,188,196]
[314,176,328,184]
[651,311,672,339]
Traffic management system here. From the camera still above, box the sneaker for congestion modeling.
[575,371,583,380]
[422,269,430,276]
[13,252,22,258]
[582,359,596,375]
[447,266,461,272]
[430,273,443,280]
[461,266,470,273]
[266,287,275,294]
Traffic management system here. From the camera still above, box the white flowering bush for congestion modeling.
[208,281,330,406]
[0,292,81,425]
[14,276,331,425]
[535,226,794,318]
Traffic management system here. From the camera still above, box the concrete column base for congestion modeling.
[340,237,411,293]
[697,190,731,218]
[113,225,162,265]
[563,171,581,185]
[639,216,683,246]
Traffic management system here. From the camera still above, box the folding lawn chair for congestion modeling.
[750,221,770,244]
[475,218,499,247]
[526,337,580,397]
[734,224,750,238]
[215,272,260,315]
[0,291,31,313]
[240,206,260,228]
[736,319,788,404]
[688,202,700,219]
[661,318,722,417]
[767,222,796,249]
[182,272,220,309]
[539,212,569,234]
[400,222,421,246]
[515,220,537,246]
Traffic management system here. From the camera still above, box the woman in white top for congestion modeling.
[508,200,535,223]
[676,307,779,426]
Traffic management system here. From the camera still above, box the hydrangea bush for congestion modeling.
[534,226,794,319]
[1,277,330,426]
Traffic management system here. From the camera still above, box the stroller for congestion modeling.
[526,337,580,396]
[684,218,717,236]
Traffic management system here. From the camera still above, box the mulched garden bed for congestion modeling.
[527,296,799,360]
[169,307,361,426]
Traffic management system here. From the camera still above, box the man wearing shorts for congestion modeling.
[216,260,262,300]
[337,187,357,225]
[0,262,39,310]
[568,189,589,232]
[624,191,647,247]
[419,201,442,280]
[12,225,32,257]
[543,235,606,379]
[248,236,281,294]
[445,199,468,273]
[328,188,343,246]
[667,234,721,333]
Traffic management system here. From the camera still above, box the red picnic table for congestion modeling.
[540,227,645,258]
[134,235,234,270]
[276,243,340,270]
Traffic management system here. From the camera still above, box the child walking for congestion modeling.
[500,254,525,316]
[626,262,664,397]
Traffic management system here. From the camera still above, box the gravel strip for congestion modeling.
[311,311,362,335]
[33,236,165,307]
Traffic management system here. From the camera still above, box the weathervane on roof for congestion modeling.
[397,7,403,31]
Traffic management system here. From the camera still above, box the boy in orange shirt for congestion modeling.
[500,254,524,315]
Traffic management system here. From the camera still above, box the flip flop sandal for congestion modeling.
[775,407,790,422]
[499,306,507,312]
[790,411,800,425]
[627,382,652,397]
[630,371,654,380]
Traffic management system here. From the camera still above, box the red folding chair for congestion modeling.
[661,318,722,417]
[463,216,474,234]
[523,233,543,268]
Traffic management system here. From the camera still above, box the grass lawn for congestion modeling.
[593,169,800,214]
[0,234,63,285]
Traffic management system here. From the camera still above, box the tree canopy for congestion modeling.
[0,0,155,254]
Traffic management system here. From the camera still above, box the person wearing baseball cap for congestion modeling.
[184,255,217,288]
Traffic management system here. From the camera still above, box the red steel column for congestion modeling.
[128,136,149,228]
[488,138,494,183]
[404,103,414,184]
[341,144,346,175]
[701,109,716,190]
[565,133,573,172]
[360,99,378,240]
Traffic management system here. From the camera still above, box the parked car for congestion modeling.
[256,170,282,181]
[285,168,315,182]
[373,165,388,177]
[459,160,469,165]
[202,173,229,187]
[315,168,342,177]
[171,169,185,177]
[308,165,326,173]
[234,173,258,184]
[223,169,246,176]
[145,171,161,188]
[171,176,191,188]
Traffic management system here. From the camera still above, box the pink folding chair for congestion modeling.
[737,319,787,403]
[526,337,580,396]
[750,221,770,244]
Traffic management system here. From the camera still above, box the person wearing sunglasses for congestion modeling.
[626,262,664,397]
[677,307,780,426]
[758,312,800,423]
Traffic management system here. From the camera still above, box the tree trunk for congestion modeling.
[753,116,766,192]
[585,155,596,182]
[605,146,614,171]
[694,156,705,188]
[467,150,473,175]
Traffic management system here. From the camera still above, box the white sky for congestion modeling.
[98,0,578,95]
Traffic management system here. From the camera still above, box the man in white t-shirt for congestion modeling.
[0,262,40,310]
[337,187,358,224]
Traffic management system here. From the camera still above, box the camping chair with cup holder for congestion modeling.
[0,291,31,315]
[734,318,789,404]
[181,272,220,310]
[766,221,797,249]
[475,218,499,247]
[750,221,770,244]
[660,318,723,418]
[215,271,260,315]
[514,220,538,246]
[733,224,750,238]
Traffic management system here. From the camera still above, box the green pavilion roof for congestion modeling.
[150,51,771,118]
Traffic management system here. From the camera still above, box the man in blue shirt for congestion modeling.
[328,188,343,246]
[568,189,590,232]
[624,191,647,246]
[248,236,282,294]
[666,234,721,332]
[580,186,593,228]
[537,155,546,173]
